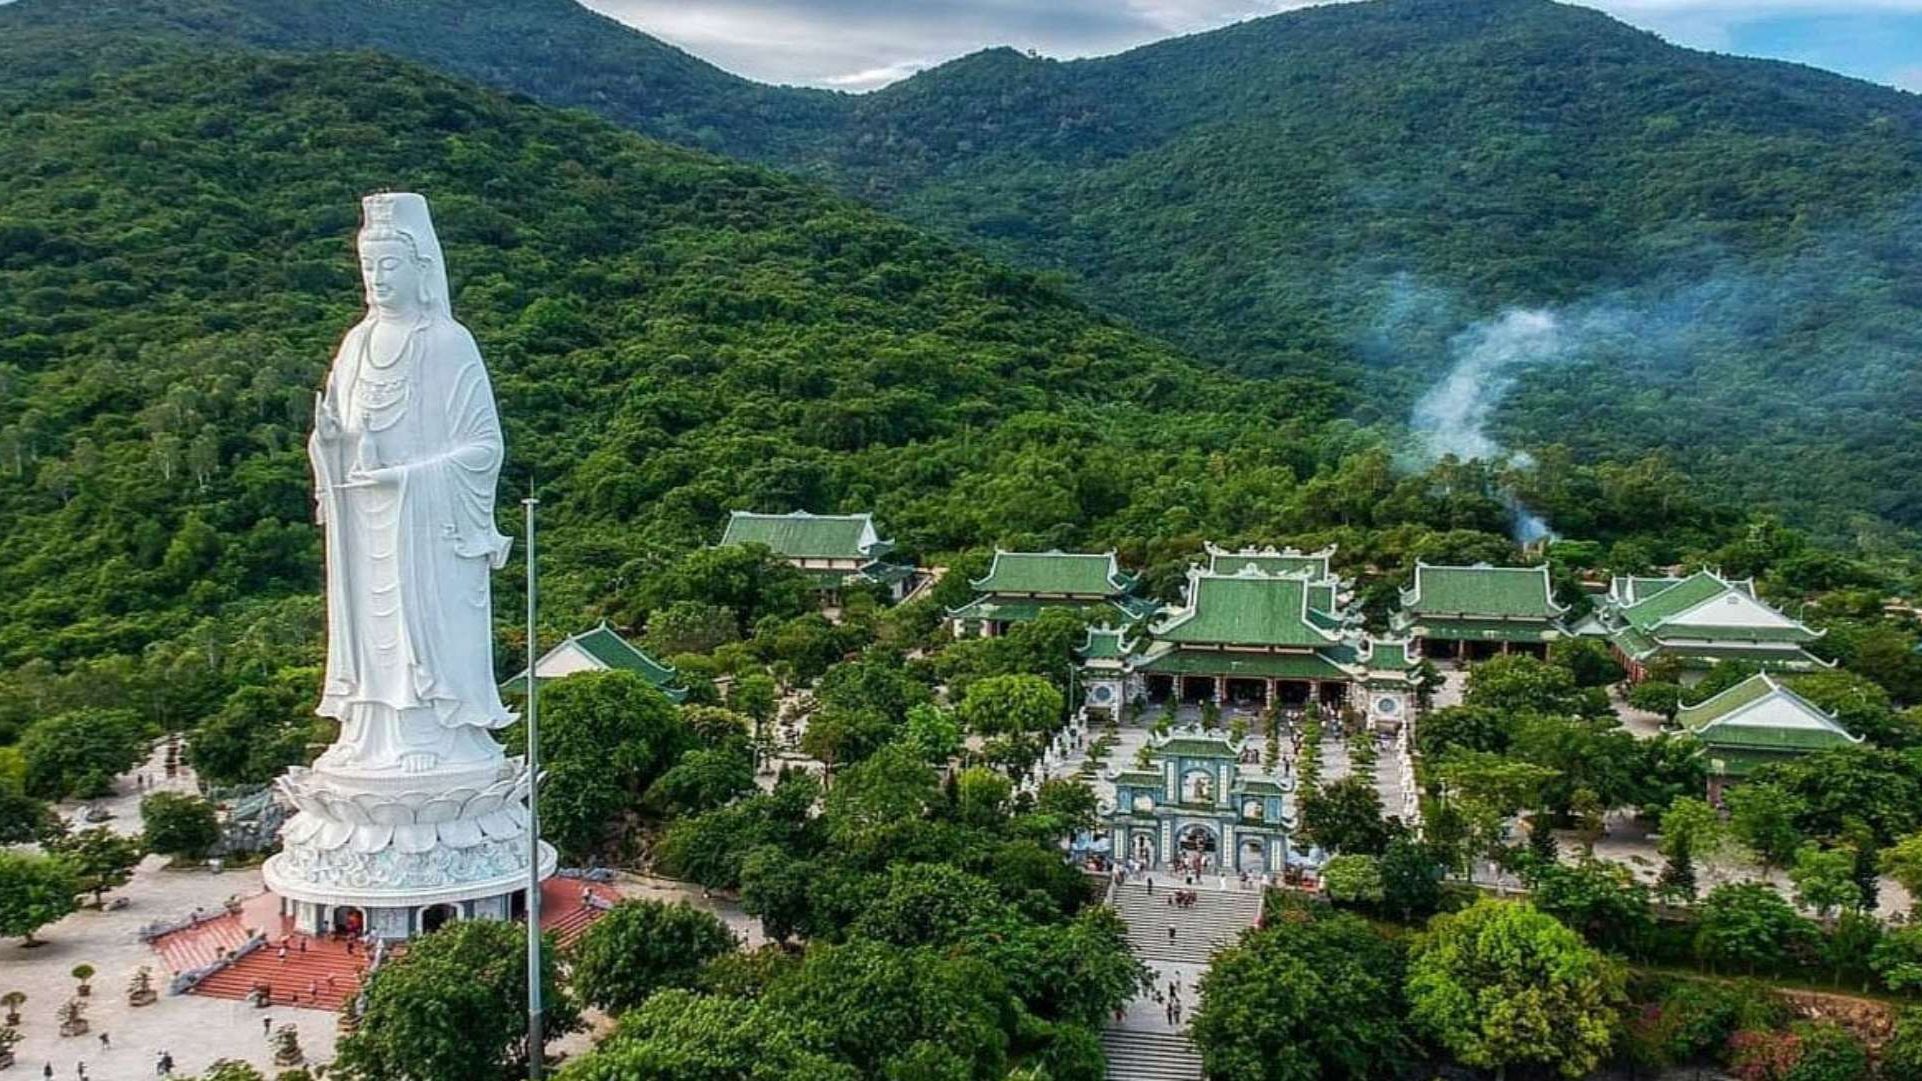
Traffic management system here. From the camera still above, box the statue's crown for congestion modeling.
[360,192,435,243]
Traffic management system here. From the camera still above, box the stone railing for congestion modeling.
[138,904,234,943]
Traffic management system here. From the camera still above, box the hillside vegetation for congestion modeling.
[2,0,1917,536]
[0,50,1748,741]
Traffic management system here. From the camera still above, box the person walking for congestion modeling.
[97,1033,109,1051]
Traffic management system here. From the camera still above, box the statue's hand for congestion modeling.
[339,465,406,489]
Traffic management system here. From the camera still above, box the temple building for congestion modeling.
[720,510,915,602]
[1593,569,1828,683]
[501,621,688,702]
[1105,728,1292,873]
[1071,546,1421,729]
[948,549,1157,636]
[1392,562,1568,660]
[1676,673,1861,800]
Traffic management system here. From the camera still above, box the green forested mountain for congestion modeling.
[0,0,841,158]
[5,48,1749,740]
[2,0,1919,536]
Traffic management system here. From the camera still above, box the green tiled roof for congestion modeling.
[1402,563,1564,619]
[1399,617,1561,643]
[1673,645,1829,668]
[1205,545,1333,580]
[857,561,915,586]
[721,510,888,560]
[1612,575,1685,605]
[1611,625,1659,660]
[1306,582,1338,613]
[1235,778,1287,795]
[1677,674,1859,757]
[1677,673,1775,726]
[1155,734,1243,758]
[1621,571,1733,629]
[1367,639,1415,670]
[1618,571,1817,642]
[1112,769,1163,785]
[501,623,688,702]
[1077,625,1129,660]
[970,550,1133,596]
[949,596,1136,624]
[1134,647,1353,680]
[1155,571,1336,648]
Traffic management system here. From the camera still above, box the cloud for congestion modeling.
[580,0,1312,87]
[820,59,934,91]
[579,0,1922,91]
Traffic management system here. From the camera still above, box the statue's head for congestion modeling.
[358,192,449,321]
[358,232,428,319]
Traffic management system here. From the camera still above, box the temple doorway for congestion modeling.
[420,903,459,934]
[1145,674,1175,704]
[1131,833,1157,867]
[1225,678,1267,707]
[332,906,365,936]
[1239,838,1267,874]
[1177,823,1219,871]
[1318,682,1348,711]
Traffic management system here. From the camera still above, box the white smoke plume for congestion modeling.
[1410,308,1564,462]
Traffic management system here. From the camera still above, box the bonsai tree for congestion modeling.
[56,997,86,1037]
[2,991,22,1026]
[272,1023,305,1067]
[0,1024,21,1068]
[128,966,156,1007]
[71,964,94,998]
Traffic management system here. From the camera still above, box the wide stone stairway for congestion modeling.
[1101,877,1263,1079]
[1108,878,1263,965]
[1102,1029,1209,1081]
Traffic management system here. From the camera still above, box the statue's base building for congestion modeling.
[264,755,555,940]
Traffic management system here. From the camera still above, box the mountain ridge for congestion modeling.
[2,0,1919,537]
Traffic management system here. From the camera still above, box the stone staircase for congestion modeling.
[1102,1028,1207,1081]
[150,911,254,973]
[190,938,366,1011]
[1108,879,1261,965]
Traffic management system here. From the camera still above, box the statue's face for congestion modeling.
[359,236,425,318]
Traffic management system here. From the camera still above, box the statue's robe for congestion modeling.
[309,317,513,745]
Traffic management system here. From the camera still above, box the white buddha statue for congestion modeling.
[308,192,514,775]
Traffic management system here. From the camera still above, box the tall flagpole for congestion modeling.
[523,495,544,1081]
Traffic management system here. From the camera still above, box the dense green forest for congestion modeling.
[0,49,1747,737]
[6,42,1903,761]
[2,0,1918,537]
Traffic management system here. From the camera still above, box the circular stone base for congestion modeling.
[263,841,556,939]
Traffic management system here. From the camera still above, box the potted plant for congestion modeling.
[0,993,22,1028]
[127,967,157,1008]
[272,1024,304,1067]
[0,1024,20,1070]
[70,965,94,999]
[56,998,87,1038]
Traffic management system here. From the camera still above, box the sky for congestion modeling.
[578,0,1922,92]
